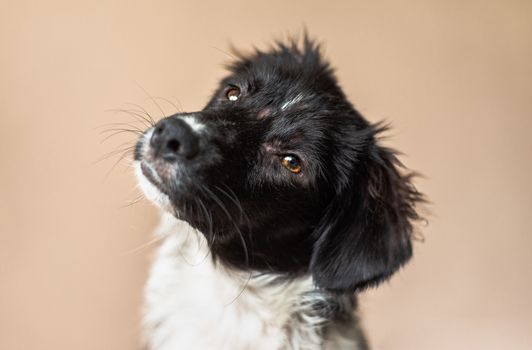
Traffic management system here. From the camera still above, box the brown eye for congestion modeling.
[281,155,302,174]
[226,87,240,101]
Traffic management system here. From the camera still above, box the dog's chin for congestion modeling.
[134,160,174,212]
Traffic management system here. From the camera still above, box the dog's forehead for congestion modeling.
[228,64,308,93]
[229,48,326,84]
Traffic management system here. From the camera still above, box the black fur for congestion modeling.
[135,36,423,292]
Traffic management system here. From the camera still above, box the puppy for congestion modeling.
[134,37,423,350]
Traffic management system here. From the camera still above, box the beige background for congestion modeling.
[1,0,531,349]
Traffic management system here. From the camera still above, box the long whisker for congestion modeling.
[225,270,253,307]
[121,194,145,208]
[213,185,255,306]
[122,234,166,255]
[94,143,135,164]
[172,202,209,267]
[196,195,215,248]
[190,196,213,264]
[104,147,135,179]
[151,96,184,115]
[215,184,251,233]
[175,225,195,266]
[95,121,146,131]
[99,127,144,135]
[136,83,168,120]
[202,185,249,269]
[106,108,155,128]
[99,129,143,144]
[201,185,253,306]
[124,103,157,126]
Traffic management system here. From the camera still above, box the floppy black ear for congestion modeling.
[310,140,422,292]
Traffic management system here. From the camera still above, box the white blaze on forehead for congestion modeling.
[181,115,205,133]
[281,93,304,111]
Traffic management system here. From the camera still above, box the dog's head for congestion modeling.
[134,38,423,292]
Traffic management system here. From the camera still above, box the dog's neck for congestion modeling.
[143,213,365,350]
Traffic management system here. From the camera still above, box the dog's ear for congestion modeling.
[310,138,422,292]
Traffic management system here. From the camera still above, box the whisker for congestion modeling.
[200,185,254,305]
[95,121,145,131]
[175,226,195,266]
[216,184,251,232]
[210,185,255,306]
[136,83,168,120]
[202,185,249,268]
[224,271,253,307]
[94,144,135,164]
[99,127,143,135]
[104,147,135,179]
[190,196,213,264]
[151,96,184,115]
[121,194,145,208]
[106,107,155,127]
[124,103,157,126]
[122,234,166,255]
[197,196,215,249]
[99,129,142,144]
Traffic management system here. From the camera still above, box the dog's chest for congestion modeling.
[143,216,325,350]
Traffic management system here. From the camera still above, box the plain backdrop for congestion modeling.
[1,0,531,349]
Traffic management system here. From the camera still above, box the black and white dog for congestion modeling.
[134,37,423,350]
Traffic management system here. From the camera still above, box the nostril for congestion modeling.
[166,139,180,153]
[154,123,165,135]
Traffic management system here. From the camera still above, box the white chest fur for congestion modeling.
[143,214,362,350]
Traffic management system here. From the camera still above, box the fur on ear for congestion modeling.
[310,126,423,292]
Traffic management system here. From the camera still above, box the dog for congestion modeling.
[133,36,423,350]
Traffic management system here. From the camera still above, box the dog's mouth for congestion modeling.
[140,161,161,186]
[134,157,176,212]
[138,157,178,194]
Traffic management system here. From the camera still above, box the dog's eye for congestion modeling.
[281,155,302,174]
[226,87,241,101]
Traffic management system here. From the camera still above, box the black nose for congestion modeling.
[150,117,199,160]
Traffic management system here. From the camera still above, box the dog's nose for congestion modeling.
[150,117,199,160]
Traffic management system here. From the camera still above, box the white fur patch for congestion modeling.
[181,115,205,133]
[142,215,364,350]
[281,93,304,111]
[144,215,291,350]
